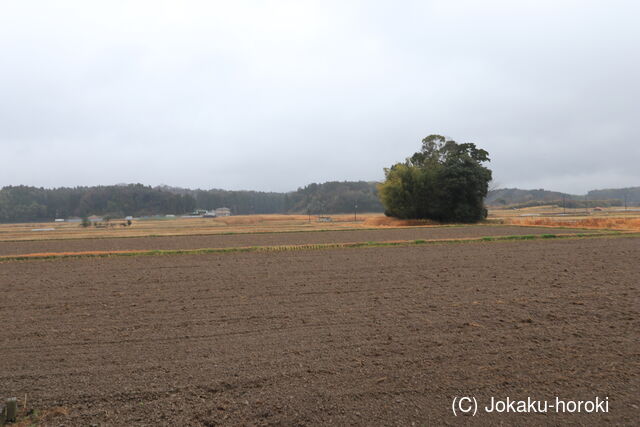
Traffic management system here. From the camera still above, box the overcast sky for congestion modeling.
[1,1,638,194]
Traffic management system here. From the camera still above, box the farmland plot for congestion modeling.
[0,236,638,425]
[0,225,607,257]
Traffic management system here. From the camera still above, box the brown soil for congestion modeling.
[0,225,599,256]
[0,237,638,425]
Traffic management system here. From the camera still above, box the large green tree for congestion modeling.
[377,135,492,222]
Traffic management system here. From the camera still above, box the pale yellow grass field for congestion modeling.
[2,207,639,242]
[489,205,640,230]
[0,213,384,242]
[504,216,640,230]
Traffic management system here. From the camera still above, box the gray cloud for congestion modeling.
[1,0,638,193]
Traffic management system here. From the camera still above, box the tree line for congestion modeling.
[162,181,383,215]
[0,184,197,222]
[0,181,384,222]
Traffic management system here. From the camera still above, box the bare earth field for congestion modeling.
[0,225,604,256]
[1,236,638,425]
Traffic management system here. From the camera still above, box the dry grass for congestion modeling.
[6,209,638,243]
[216,214,367,226]
[6,395,69,427]
[489,204,640,231]
[489,205,640,218]
[0,213,385,242]
[505,216,640,231]
[362,216,438,227]
[11,406,69,427]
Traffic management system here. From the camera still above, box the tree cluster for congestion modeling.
[377,135,492,222]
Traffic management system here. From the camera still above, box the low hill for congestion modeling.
[0,181,384,222]
[284,181,382,214]
[164,181,383,215]
[486,186,640,208]
[587,187,640,205]
[485,188,577,206]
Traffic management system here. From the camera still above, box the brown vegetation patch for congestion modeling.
[362,216,438,227]
[506,216,640,230]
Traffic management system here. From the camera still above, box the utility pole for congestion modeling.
[354,200,358,222]
[624,192,628,211]
[585,194,589,215]
[562,195,566,215]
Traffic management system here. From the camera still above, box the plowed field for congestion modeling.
[1,236,638,425]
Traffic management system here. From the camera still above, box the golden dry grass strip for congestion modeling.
[505,216,640,231]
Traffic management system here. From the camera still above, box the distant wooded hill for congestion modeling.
[0,181,383,222]
[486,187,640,207]
[160,181,383,215]
[1,183,637,222]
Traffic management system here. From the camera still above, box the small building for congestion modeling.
[317,216,332,222]
[203,211,216,218]
[54,218,65,222]
[215,207,231,217]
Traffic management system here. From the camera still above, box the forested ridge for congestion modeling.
[0,181,383,222]
[486,187,640,207]
[0,184,197,222]
[1,182,637,222]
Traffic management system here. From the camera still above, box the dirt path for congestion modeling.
[0,237,638,425]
